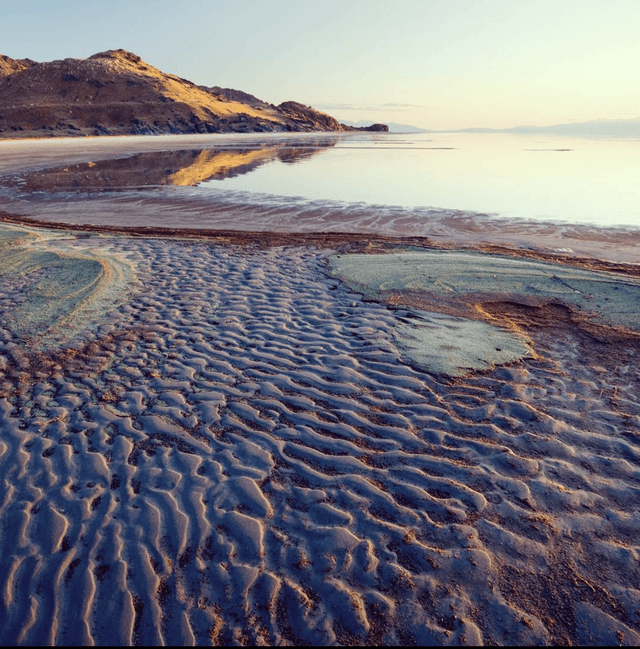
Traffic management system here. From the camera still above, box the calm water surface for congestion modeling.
[1,131,638,231]
[200,132,640,229]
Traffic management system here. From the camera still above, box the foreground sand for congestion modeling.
[0,221,639,645]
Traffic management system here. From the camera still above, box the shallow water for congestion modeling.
[1,131,638,230]
[201,132,640,229]
[2,133,640,265]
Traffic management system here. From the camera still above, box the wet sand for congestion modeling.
[0,136,639,645]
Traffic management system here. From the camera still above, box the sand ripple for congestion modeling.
[1,237,639,645]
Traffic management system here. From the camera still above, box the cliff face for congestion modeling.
[0,49,374,138]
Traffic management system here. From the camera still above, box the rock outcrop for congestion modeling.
[350,123,389,132]
[0,54,36,78]
[0,49,385,138]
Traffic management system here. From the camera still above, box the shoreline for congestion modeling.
[2,210,639,369]
[3,208,639,274]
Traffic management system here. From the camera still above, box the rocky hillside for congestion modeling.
[0,49,386,138]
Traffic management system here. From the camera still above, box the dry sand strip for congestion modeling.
[3,186,640,264]
[0,226,639,645]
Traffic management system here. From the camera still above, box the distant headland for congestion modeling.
[0,50,388,138]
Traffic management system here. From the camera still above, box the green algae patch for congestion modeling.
[393,311,532,377]
[329,249,640,377]
[330,250,640,331]
[0,225,134,347]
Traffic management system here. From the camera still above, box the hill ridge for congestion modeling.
[0,49,386,138]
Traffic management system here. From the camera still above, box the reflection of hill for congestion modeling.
[167,149,281,186]
[10,140,338,192]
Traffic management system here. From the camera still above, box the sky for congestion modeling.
[1,0,639,130]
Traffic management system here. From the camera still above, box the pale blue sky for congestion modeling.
[2,0,639,129]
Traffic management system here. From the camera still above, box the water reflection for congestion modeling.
[1,132,638,229]
[8,138,338,192]
[207,132,639,228]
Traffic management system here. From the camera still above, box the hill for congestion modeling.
[341,119,425,133]
[0,49,377,138]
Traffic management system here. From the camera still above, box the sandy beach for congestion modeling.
[0,136,639,645]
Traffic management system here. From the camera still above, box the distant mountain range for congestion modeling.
[0,50,385,138]
[459,118,640,138]
[441,118,640,138]
[344,117,640,138]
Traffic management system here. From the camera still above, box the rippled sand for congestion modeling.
[1,227,639,645]
[1,134,640,645]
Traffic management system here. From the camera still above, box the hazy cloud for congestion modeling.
[379,103,425,108]
[316,102,427,112]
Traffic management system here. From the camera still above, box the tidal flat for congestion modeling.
[0,134,639,645]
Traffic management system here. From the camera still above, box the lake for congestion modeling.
[197,131,640,229]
